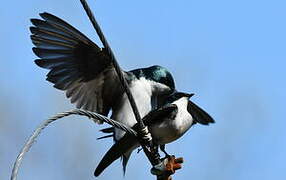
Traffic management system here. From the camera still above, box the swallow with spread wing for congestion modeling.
[30,12,177,172]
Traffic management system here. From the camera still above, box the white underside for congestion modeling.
[111,77,188,157]
[150,97,193,145]
[113,94,194,156]
[112,77,153,140]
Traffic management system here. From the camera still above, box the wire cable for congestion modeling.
[10,109,137,180]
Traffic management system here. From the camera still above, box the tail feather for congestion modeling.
[94,134,137,176]
[97,134,113,140]
[188,100,215,125]
[122,152,132,175]
[100,127,114,134]
[97,127,114,140]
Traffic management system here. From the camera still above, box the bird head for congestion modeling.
[143,65,175,93]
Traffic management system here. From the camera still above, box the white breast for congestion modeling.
[150,97,193,145]
[172,97,193,132]
[112,77,153,140]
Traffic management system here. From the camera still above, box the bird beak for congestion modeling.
[185,93,194,98]
[170,91,194,99]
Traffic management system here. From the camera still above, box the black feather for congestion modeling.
[53,72,80,90]
[34,58,74,69]
[30,19,79,41]
[39,12,93,44]
[30,27,78,44]
[97,135,113,140]
[31,36,74,50]
[94,134,137,176]
[31,12,123,116]
[188,100,215,125]
[100,127,114,133]
[32,47,73,59]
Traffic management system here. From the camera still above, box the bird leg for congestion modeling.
[137,147,143,153]
[160,145,170,158]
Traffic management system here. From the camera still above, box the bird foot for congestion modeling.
[151,155,184,179]
[137,147,143,153]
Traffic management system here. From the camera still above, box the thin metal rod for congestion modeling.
[79,0,145,130]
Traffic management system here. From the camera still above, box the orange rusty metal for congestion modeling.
[156,156,184,180]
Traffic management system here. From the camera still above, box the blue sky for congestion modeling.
[1,0,286,179]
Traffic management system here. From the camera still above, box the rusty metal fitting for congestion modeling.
[151,156,184,180]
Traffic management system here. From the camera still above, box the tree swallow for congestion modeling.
[30,12,175,138]
[94,91,215,176]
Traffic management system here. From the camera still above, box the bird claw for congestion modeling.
[151,155,184,179]
[137,147,143,153]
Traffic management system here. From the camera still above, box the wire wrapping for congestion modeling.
[139,126,153,142]
[10,109,137,180]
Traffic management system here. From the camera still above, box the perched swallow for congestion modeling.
[30,13,175,141]
[94,91,215,176]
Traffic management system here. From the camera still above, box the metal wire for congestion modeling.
[10,109,137,180]
[79,0,145,130]
[79,0,161,167]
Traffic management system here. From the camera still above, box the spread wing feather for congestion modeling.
[31,12,126,120]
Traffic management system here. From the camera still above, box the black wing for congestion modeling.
[187,100,215,125]
[142,104,178,126]
[94,104,177,176]
[30,12,125,120]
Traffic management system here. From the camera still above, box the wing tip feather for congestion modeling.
[39,12,51,19]
[34,59,43,67]
[32,47,41,57]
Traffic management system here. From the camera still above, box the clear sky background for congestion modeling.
[1,0,285,179]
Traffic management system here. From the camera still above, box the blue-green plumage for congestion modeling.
[130,65,175,91]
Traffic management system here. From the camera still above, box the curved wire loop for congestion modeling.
[10,109,137,180]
